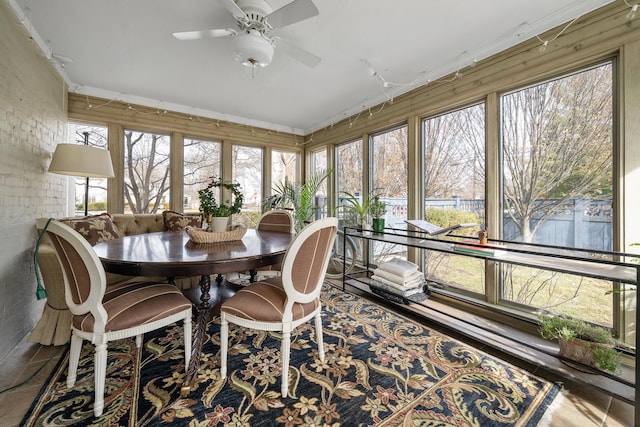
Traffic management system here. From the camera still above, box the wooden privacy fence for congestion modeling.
[316,196,612,251]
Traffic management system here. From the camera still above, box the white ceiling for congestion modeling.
[9,0,613,135]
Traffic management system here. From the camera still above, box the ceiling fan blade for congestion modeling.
[276,38,321,68]
[172,29,237,40]
[219,0,248,20]
[266,0,319,29]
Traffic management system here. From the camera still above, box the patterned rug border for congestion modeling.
[22,282,560,426]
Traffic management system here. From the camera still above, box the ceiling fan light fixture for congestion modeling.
[232,30,274,68]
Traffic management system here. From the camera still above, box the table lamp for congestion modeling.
[48,132,115,216]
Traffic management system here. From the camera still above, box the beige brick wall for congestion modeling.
[0,2,68,359]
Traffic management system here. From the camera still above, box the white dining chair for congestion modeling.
[219,217,338,397]
[36,218,193,417]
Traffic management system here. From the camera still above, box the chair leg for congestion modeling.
[220,314,228,379]
[281,330,291,397]
[314,312,325,361]
[93,342,107,417]
[67,333,82,388]
[184,316,192,367]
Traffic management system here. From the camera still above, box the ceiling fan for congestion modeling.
[172,0,321,69]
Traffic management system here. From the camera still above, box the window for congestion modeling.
[500,62,614,326]
[123,129,171,214]
[421,104,486,295]
[271,149,297,189]
[232,145,263,227]
[335,139,362,226]
[371,125,408,263]
[310,148,328,220]
[183,138,222,213]
[67,123,109,215]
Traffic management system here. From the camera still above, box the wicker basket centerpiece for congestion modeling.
[185,225,247,243]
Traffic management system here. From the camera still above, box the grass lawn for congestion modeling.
[426,252,614,327]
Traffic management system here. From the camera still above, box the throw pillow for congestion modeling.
[163,210,202,231]
[60,213,120,246]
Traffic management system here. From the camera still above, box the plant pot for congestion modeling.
[359,223,373,236]
[207,216,229,233]
[372,218,385,232]
[558,337,612,369]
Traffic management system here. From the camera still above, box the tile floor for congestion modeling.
[1,334,634,426]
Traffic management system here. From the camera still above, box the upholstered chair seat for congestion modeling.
[71,282,192,333]
[221,279,319,322]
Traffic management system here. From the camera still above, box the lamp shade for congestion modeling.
[48,144,115,178]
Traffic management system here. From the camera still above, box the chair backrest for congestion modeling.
[256,210,295,234]
[280,217,338,313]
[36,218,108,330]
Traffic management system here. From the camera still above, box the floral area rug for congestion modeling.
[22,284,559,426]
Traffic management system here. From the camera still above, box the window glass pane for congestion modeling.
[421,104,486,296]
[371,126,408,264]
[336,139,362,227]
[183,138,222,213]
[271,149,297,188]
[233,145,263,227]
[311,149,328,220]
[123,129,170,214]
[500,62,613,326]
[311,149,327,172]
[67,123,109,215]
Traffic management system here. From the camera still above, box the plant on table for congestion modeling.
[369,194,387,232]
[337,191,372,230]
[198,177,244,231]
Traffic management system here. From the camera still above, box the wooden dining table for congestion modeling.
[93,228,294,395]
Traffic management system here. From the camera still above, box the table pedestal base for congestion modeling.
[180,274,241,396]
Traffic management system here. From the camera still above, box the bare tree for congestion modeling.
[183,139,222,210]
[232,145,263,207]
[272,150,297,187]
[124,130,170,213]
[372,126,408,197]
[502,64,612,242]
[423,104,485,199]
[336,140,362,195]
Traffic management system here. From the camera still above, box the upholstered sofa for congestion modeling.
[29,212,201,346]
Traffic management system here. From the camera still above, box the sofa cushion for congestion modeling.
[60,213,120,246]
[163,210,202,231]
[111,214,164,236]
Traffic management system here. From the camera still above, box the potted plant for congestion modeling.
[198,177,244,232]
[369,195,387,232]
[538,314,619,373]
[337,191,372,231]
[263,169,333,232]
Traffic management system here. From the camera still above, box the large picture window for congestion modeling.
[233,145,263,227]
[271,149,297,189]
[123,129,170,214]
[371,125,408,263]
[335,139,362,226]
[421,104,486,296]
[183,138,222,213]
[310,149,328,220]
[500,62,614,326]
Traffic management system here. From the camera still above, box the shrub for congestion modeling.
[425,208,479,236]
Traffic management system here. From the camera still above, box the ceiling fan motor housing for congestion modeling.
[236,0,273,25]
[232,30,275,67]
